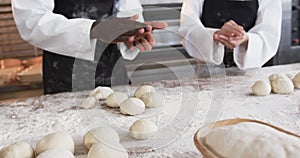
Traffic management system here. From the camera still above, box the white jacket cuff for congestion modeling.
[182,27,224,65]
[234,33,263,70]
[118,43,139,60]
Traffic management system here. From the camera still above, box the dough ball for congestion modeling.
[270,75,294,94]
[141,92,165,108]
[120,98,145,116]
[129,119,158,140]
[106,92,128,108]
[0,142,35,158]
[90,86,113,100]
[251,80,271,96]
[293,72,300,88]
[87,142,128,158]
[83,127,120,150]
[89,86,102,96]
[134,85,156,99]
[36,132,74,155]
[269,73,287,82]
[36,149,74,158]
[81,96,97,109]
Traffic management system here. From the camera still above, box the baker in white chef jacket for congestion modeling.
[179,0,282,69]
[11,0,167,94]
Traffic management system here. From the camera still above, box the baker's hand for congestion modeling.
[217,20,245,38]
[125,32,155,52]
[214,31,249,49]
[90,15,149,43]
[125,21,168,52]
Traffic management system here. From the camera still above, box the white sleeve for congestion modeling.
[116,0,144,60]
[179,0,224,65]
[233,0,282,70]
[11,0,97,61]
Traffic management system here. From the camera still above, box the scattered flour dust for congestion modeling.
[0,66,300,157]
[0,85,211,157]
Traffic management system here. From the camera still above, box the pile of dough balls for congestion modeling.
[252,72,300,96]
[0,132,76,158]
[119,85,165,116]
[81,85,166,117]
[81,86,114,109]
[1,92,161,158]
[83,127,128,158]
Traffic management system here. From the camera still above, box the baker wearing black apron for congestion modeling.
[43,0,130,94]
[200,0,259,67]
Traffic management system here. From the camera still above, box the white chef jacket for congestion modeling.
[11,0,143,61]
[179,0,282,70]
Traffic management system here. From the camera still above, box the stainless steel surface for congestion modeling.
[276,0,300,64]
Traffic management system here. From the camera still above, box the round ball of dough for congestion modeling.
[141,92,165,108]
[83,127,120,150]
[134,85,156,99]
[271,75,294,94]
[269,73,287,82]
[81,96,97,109]
[89,86,102,96]
[87,142,128,158]
[89,86,113,100]
[106,92,128,108]
[36,149,74,158]
[36,132,74,155]
[129,119,158,140]
[0,142,35,158]
[293,72,300,88]
[251,80,271,96]
[120,98,145,116]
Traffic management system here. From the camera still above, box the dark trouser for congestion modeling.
[42,44,129,94]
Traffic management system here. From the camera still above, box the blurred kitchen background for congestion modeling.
[0,0,300,100]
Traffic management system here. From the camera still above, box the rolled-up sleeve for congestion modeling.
[11,0,97,61]
[233,0,282,70]
[179,0,224,65]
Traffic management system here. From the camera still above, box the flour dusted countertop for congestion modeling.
[0,63,300,157]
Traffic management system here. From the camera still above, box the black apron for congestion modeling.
[200,0,259,67]
[43,0,129,94]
